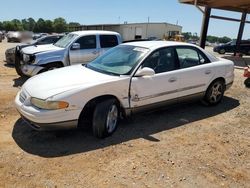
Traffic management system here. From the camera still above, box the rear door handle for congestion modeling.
[205,70,211,75]
[168,77,177,83]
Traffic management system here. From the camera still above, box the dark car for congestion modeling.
[213,40,250,55]
[5,34,64,65]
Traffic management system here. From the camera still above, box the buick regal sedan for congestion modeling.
[15,41,234,138]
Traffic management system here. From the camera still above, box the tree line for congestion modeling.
[0,17,81,33]
[182,32,232,43]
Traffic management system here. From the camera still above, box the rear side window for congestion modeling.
[75,35,96,49]
[176,47,209,69]
[100,35,118,48]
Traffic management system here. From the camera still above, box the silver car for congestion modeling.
[17,31,122,77]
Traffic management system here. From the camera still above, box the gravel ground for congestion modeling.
[0,40,249,188]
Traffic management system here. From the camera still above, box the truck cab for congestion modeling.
[16,31,122,77]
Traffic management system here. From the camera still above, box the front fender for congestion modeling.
[36,55,65,66]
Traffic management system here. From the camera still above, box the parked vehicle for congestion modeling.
[213,40,250,55]
[32,33,48,40]
[15,41,234,138]
[243,65,250,87]
[5,34,64,66]
[7,31,22,42]
[16,30,122,77]
[0,31,3,42]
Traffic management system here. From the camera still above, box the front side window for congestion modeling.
[176,47,209,68]
[75,35,96,49]
[54,34,78,48]
[142,47,177,74]
[87,45,149,75]
[100,35,118,48]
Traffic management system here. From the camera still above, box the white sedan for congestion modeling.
[15,41,234,138]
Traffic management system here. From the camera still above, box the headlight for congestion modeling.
[31,98,69,110]
[23,54,30,62]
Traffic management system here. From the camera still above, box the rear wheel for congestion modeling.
[203,80,225,105]
[218,49,226,54]
[92,99,119,138]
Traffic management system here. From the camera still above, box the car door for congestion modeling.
[69,35,99,65]
[130,47,180,108]
[174,46,215,98]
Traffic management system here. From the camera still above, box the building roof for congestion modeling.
[71,30,119,36]
[179,0,250,13]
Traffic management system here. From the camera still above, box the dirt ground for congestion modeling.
[0,40,249,188]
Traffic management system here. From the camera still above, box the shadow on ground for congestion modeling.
[13,76,29,87]
[12,96,239,158]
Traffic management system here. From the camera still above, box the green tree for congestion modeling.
[3,21,15,31]
[53,17,67,33]
[44,20,53,33]
[34,18,45,32]
[27,17,36,31]
[11,19,23,31]
[0,22,3,30]
[218,36,231,43]
[22,19,29,31]
[68,22,81,32]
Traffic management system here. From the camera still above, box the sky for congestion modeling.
[1,0,249,39]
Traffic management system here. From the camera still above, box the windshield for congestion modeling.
[86,45,149,75]
[54,34,78,48]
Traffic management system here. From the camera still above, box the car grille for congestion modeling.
[19,91,27,103]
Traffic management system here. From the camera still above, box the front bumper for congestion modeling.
[21,63,44,77]
[15,91,80,131]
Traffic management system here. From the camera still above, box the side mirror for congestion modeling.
[135,67,155,77]
[71,43,80,50]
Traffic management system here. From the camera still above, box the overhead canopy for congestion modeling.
[179,0,250,13]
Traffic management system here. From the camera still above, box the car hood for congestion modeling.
[21,44,62,55]
[23,65,121,99]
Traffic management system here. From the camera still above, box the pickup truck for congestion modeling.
[16,31,122,77]
[213,40,250,55]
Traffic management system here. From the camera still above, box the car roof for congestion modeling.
[121,41,198,50]
[71,30,120,36]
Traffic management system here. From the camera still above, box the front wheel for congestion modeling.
[15,53,26,77]
[244,78,250,87]
[92,99,119,138]
[203,80,225,105]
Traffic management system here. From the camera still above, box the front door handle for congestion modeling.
[205,70,211,75]
[168,77,177,83]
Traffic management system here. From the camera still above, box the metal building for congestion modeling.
[72,22,182,41]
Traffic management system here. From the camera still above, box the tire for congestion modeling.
[218,49,226,54]
[14,52,26,77]
[92,99,119,138]
[244,78,250,87]
[37,62,63,74]
[203,80,225,106]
